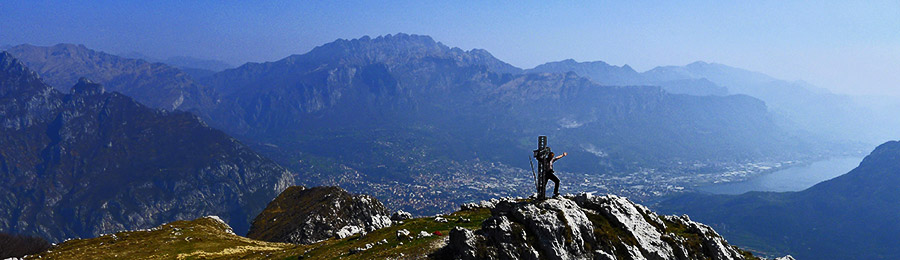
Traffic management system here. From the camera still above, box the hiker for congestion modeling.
[542,151,567,197]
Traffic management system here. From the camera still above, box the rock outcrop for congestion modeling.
[247,186,392,244]
[442,193,769,260]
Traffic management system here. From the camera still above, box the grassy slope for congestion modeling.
[31,209,491,259]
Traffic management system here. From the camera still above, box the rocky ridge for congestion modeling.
[442,193,793,260]
[23,189,794,259]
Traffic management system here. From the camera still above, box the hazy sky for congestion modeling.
[2,1,899,96]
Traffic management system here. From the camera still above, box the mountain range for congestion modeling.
[6,44,216,111]
[655,140,900,259]
[4,34,841,215]
[198,33,819,164]
[530,59,899,144]
[0,51,292,242]
[1,32,896,259]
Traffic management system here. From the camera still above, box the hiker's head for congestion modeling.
[549,152,555,158]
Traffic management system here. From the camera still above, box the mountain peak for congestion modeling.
[274,33,521,74]
[70,77,105,95]
[0,51,35,77]
[686,60,711,67]
[0,51,45,95]
[305,33,448,63]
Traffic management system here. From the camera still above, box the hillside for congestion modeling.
[28,191,791,260]
[655,140,900,259]
[0,52,293,242]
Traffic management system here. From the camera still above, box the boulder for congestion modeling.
[247,186,392,244]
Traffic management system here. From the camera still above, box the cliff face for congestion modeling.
[0,52,293,242]
[247,186,392,244]
[443,194,780,260]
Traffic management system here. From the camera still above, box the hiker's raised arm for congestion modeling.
[553,152,567,161]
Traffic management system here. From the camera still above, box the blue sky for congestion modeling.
[2,1,899,96]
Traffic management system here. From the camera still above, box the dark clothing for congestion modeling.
[539,154,564,197]
[544,171,560,195]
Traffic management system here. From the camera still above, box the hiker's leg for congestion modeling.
[548,173,560,195]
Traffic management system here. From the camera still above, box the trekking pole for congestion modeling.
[529,156,538,198]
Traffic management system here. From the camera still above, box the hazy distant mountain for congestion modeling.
[164,56,234,72]
[656,140,900,259]
[528,59,728,96]
[0,52,293,242]
[6,44,215,111]
[532,59,896,144]
[119,52,234,79]
[200,33,814,187]
[528,59,643,85]
[644,61,894,143]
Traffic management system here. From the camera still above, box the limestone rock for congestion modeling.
[247,186,392,244]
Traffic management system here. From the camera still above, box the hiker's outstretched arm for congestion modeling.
[553,152,568,161]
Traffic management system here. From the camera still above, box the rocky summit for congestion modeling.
[247,186,392,244]
[440,194,791,260]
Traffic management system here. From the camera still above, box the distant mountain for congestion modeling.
[531,59,895,144]
[6,44,215,111]
[119,52,234,74]
[527,59,727,96]
[164,56,234,72]
[0,52,293,242]
[528,59,643,85]
[655,140,900,259]
[644,61,894,143]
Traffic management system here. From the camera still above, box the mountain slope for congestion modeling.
[656,140,900,259]
[6,44,214,111]
[0,52,293,242]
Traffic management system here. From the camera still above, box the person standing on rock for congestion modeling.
[542,151,567,197]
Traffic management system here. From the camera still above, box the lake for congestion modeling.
[698,156,864,194]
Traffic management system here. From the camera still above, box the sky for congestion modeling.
[2,1,899,97]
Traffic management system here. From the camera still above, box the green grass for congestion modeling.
[295,208,490,259]
[31,209,491,260]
